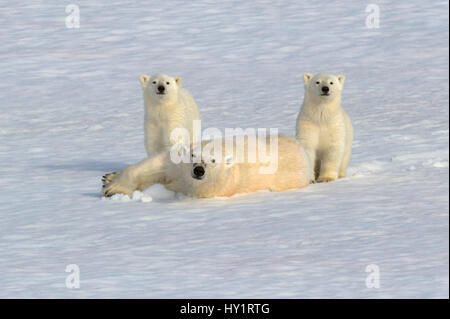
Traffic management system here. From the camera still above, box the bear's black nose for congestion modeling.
[322,86,329,93]
[158,85,165,93]
[192,165,205,179]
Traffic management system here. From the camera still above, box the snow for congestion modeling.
[106,185,176,203]
[0,0,448,298]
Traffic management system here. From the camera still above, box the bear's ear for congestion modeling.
[224,155,234,167]
[337,75,345,85]
[139,74,150,87]
[174,77,182,86]
[303,73,313,84]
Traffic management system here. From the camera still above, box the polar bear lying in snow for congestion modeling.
[102,135,311,198]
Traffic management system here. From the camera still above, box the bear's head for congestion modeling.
[180,143,236,198]
[139,73,182,105]
[303,73,345,103]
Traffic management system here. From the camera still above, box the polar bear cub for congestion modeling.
[139,73,200,157]
[102,135,311,198]
[295,73,353,183]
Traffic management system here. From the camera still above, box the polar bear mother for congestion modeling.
[102,135,311,198]
[140,73,200,156]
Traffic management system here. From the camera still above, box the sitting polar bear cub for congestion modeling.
[296,73,353,183]
[139,73,200,157]
[102,135,311,198]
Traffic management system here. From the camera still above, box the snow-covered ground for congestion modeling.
[0,0,448,298]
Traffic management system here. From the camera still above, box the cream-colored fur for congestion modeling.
[102,135,311,198]
[295,73,353,183]
[140,73,200,157]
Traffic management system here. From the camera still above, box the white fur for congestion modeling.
[139,73,200,157]
[295,73,353,183]
[102,135,311,198]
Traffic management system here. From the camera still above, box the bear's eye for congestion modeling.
[211,159,215,163]
[330,82,334,85]
[152,81,156,84]
[316,81,320,85]
[166,82,170,85]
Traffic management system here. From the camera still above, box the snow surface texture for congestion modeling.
[0,0,448,298]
